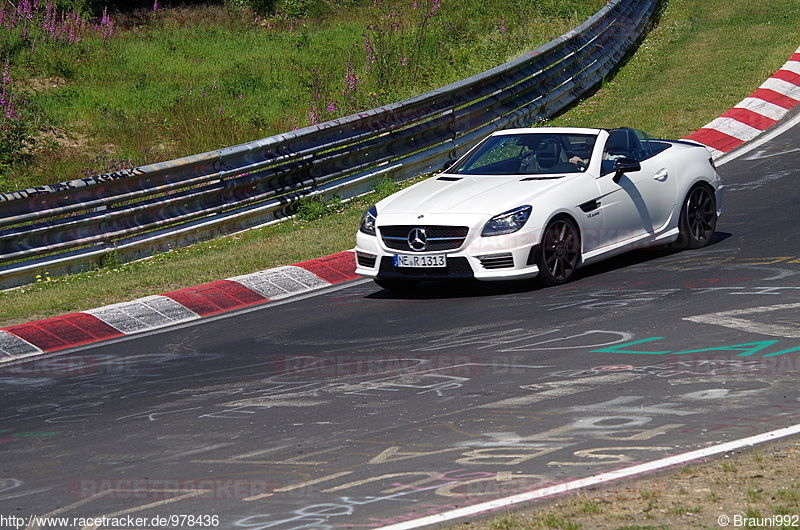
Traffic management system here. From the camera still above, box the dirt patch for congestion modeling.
[23,76,68,92]
[20,128,93,159]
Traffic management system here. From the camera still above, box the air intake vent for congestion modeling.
[478,253,514,269]
[356,252,377,268]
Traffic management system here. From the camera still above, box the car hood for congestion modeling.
[376,174,570,216]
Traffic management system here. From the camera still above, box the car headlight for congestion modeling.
[482,205,532,236]
[359,206,378,235]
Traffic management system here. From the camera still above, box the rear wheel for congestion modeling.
[675,185,717,249]
[536,216,581,286]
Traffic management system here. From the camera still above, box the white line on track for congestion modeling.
[684,302,800,338]
[378,423,800,529]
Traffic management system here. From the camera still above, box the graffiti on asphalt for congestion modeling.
[593,337,800,357]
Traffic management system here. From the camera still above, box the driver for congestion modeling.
[569,155,587,167]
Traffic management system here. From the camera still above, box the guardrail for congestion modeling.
[0,0,659,289]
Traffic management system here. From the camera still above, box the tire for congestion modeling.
[536,216,581,286]
[675,185,717,249]
[374,278,420,291]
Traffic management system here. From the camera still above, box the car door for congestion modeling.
[593,129,678,248]
[594,170,648,247]
[631,155,678,232]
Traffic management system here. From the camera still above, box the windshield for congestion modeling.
[453,133,597,175]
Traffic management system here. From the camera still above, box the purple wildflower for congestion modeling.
[101,7,113,42]
[42,0,56,38]
[19,0,32,20]
[364,35,376,64]
[1,63,21,122]
[344,61,359,93]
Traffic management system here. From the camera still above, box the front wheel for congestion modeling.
[675,185,717,249]
[535,216,581,286]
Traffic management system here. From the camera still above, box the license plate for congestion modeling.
[393,254,447,268]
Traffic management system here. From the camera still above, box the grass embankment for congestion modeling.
[548,0,800,139]
[1,0,601,191]
[0,0,798,330]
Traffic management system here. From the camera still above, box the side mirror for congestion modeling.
[612,158,641,183]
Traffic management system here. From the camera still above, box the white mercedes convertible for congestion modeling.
[355,127,722,290]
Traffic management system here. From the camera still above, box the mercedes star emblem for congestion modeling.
[407,228,428,251]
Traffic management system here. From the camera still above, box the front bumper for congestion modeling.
[355,229,542,282]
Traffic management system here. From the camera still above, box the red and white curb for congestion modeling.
[685,46,800,158]
[0,251,358,362]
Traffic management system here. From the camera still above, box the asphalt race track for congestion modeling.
[2,121,800,529]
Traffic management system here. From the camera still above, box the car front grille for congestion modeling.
[379,226,469,252]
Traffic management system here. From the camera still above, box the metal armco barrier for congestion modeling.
[0,0,659,289]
